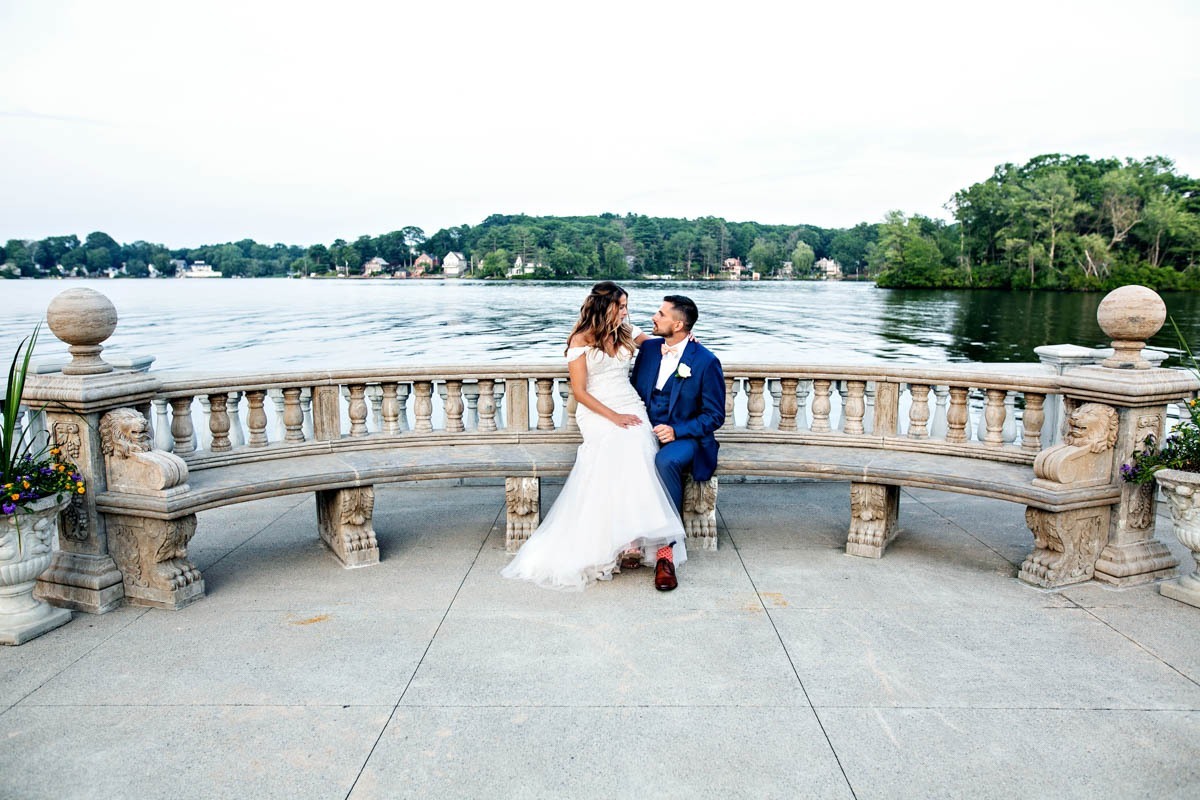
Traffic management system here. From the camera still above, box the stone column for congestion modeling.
[24,289,161,614]
[316,487,380,568]
[1052,286,1199,586]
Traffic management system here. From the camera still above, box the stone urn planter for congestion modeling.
[0,495,73,645]
[1155,468,1200,609]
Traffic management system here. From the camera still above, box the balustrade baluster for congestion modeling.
[535,378,556,431]
[844,381,866,435]
[1022,392,1045,452]
[931,386,949,439]
[246,390,269,447]
[152,398,172,452]
[768,380,783,430]
[282,388,305,442]
[835,381,847,431]
[946,387,969,443]
[811,379,832,432]
[984,389,1006,446]
[778,378,799,432]
[227,392,245,447]
[445,380,465,433]
[477,379,498,432]
[722,376,735,430]
[1002,392,1017,443]
[269,389,286,441]
[169,397,195,454]
[558,379,579,432]
[908,384,930,439]
[197,395,212,449]
[493,381,506,429]
[367,385,383,432]
[413,381,434,432]
[746,378,766,430]
[864,382,876,434]
[208,393,232,451]
[395,383,411,432]
[462,383,480,430]
[796,380,810,431]
[380,383,401,434]
[348,384,370,436]
[300,389,314,441]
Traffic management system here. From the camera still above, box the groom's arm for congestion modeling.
[670,358,725,439]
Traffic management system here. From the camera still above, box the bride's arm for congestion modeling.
[567,338,643,429]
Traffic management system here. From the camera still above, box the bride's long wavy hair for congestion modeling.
[566,281,635,357]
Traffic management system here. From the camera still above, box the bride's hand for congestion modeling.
[612,413,643,428]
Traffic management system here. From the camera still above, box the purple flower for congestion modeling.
[40,467,53,476]
[71,473,81,482]
[1,502,14,515]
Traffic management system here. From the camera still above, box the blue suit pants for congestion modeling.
[655,438,698,516]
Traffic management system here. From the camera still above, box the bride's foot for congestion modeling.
[618,548,643,570]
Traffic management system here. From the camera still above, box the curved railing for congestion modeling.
[142,361,1071,472]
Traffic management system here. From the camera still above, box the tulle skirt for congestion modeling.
[500,401,686,591]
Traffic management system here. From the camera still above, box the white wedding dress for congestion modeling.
[501,331,687,591]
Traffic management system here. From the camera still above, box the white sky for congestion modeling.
[2,0,1198,248]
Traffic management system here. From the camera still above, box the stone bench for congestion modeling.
[82,398,1131,611]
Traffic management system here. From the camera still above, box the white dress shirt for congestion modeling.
[656,341,685,391]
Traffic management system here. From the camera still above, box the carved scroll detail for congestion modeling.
[317,487,380,568]
[108,514,204,608]
[1020,507,1110,588]
[505,477,540,554]
[683,476,719,551]
[1033,403,1118,487]
[846,483,899,558]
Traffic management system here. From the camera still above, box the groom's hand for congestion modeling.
[653,424,676,444]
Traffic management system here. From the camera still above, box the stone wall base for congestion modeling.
[35,552,126,614]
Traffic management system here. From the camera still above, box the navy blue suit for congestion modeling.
[630,338,726,514]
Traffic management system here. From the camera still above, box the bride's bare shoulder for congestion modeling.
[568,333,595,349]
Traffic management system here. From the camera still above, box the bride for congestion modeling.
[500,281,686,591]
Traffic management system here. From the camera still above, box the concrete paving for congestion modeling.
[1,480,1198,800]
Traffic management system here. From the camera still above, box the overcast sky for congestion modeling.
[2,0,1198,248]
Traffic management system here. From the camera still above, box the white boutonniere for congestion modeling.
[675,362,692,379]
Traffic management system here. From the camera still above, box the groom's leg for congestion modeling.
[655,439,698,516]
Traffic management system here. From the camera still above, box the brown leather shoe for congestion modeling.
[654,558,678,591]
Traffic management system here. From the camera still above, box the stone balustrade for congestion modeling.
[13,284,1200,616]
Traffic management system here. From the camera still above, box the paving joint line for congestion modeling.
[719,506,861,800]
[343,500,505,800]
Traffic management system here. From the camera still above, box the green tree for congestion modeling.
[790,241,815,275]
[747,239,782,275]
[479,249,511,278]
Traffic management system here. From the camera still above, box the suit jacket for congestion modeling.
[630,338,726,481]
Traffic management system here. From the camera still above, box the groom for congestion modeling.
[630,295,726,591]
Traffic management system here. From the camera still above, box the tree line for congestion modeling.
[4,153,1197,289]
[872,155,1200,290]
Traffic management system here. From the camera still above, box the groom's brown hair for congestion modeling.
[663,295,698,331]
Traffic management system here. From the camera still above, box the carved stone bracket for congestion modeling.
[1032,403,1118,489]
[505,477,540,554]
[1020,507,1111,588]
[682,475,718,551]
[316,487,380,568]
[846,483,899,558]
[108,513,204,609]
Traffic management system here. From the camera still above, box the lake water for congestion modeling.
[6,278,1200,371]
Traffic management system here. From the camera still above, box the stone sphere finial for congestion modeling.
[1096,285,1166,370]
[46,288,118,375]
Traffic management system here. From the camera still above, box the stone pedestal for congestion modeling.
[505,477,540,554]
[35,551,125,614]
[1020,507,1111,587]
[107,514,204,610]
[682,475,718,551]
[316,487,380,568]
[846,483,899,558]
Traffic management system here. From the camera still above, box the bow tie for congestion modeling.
[661,342,683,357]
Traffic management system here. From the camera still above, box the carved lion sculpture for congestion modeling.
[1063,403,1119,454]
[1034,402,1119,487]
[100,408,152,458]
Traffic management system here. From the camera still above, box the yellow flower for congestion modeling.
[77,486,86,494]
[50,447,60,455]
[57,464,66,472]
[22,481,30,489]
[9,493,18,501]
